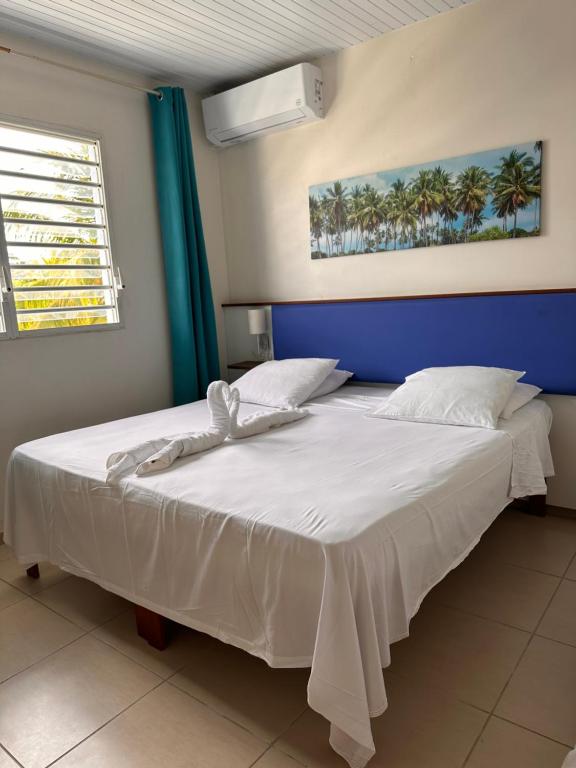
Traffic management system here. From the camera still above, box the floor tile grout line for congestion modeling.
[0,612,154,691]
[462,555,569,580]
[0,627,91,688]
[27,590,102,631]
[30,589,130,633]
[0,741,26,768]
[164,673,259,734]
[385,667,492,717]
[0,569,130,689]
[0,607,192,767]
[432,599,551,635]
[88,624,191,680]
[472,554,574,580]
[247,746,274,768]
[490,714,575,750]
[560,549,576,580]
[42,677,166,768]
[164,674,310,747]
[248,703,312,767]
[248,742,307,768]
[0,578,32,598]
[163,664,312,765]
[0,572,73,598]
[0,587,130,688]
[460,565,569,767]
[534,630,576,651]
[0,572,183,688]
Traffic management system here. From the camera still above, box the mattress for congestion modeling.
[3,385,554,768]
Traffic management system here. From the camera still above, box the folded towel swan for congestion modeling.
[105,380,231,482]
[134,380,232,476]
[225,386,308,439]
[105,381,309,482]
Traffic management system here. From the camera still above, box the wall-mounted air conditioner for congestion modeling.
[202,63,324,147]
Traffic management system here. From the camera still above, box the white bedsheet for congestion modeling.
[3,386,554,768]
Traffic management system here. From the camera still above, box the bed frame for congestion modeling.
[26,289,575,648]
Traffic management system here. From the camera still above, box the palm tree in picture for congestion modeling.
[442,193,459,243]
[469,209,486,236]
[433,167,457,243]
[532,141,542,230]
[492,193,514,233]
[455,165,491,242]
[411,169,441,247]
[361,187,386,252]
[319,195,334,256]
[325,181,349,255]
[380,195,393,251]
[348,185,366,253]
[492,150,540,237]
[360,183,375,250]
[387,179,407,250]
[396,189,418,249]
[309,195,324,256]
[431,167,447,244]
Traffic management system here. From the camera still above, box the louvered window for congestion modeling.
[0,121,122,338]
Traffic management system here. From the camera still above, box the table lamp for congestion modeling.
[248,308,271,361]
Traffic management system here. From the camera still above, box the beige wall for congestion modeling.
[216,0,576,508]
[219,0,575,301]
[0,33,229,526]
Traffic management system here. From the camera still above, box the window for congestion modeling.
[0,121,122,338]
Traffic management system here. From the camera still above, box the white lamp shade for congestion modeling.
[248,308,267,335]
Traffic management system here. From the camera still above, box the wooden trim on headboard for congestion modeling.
[222,288,576,307]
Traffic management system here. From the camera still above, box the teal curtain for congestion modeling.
[149,86,220,405]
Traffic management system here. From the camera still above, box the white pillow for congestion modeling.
[500,382,542,419]
[369,366,525,429]
[308,369,353,399]
[232,358,338,408]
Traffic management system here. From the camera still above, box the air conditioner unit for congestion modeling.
[202,63,324,147]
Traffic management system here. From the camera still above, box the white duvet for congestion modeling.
[3,386,554,768]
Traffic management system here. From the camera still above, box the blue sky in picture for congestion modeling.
[309,141,542,255]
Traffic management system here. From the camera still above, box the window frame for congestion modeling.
[0,114,123,341]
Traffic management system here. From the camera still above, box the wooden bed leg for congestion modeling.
[527,494,547,517]
[134,605,169,651]
[26,564,40,579]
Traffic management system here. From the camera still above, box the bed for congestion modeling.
[4,383,554,768]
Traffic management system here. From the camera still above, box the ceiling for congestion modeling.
[0,0,475,93]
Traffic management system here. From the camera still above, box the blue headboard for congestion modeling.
[271,291,576,395]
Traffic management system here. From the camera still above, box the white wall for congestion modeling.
[215,0,576,507]
[0,33,229,526]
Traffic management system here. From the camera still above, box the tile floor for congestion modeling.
[0,508,575,768]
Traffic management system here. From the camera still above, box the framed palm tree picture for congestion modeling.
[309,141,542,258]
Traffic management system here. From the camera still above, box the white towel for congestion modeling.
[226,386,308,439]
[105,381,230,482]
[135,380,231,475]
[105,381,309,482]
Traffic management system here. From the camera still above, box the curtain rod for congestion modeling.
[0,44,164,99]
